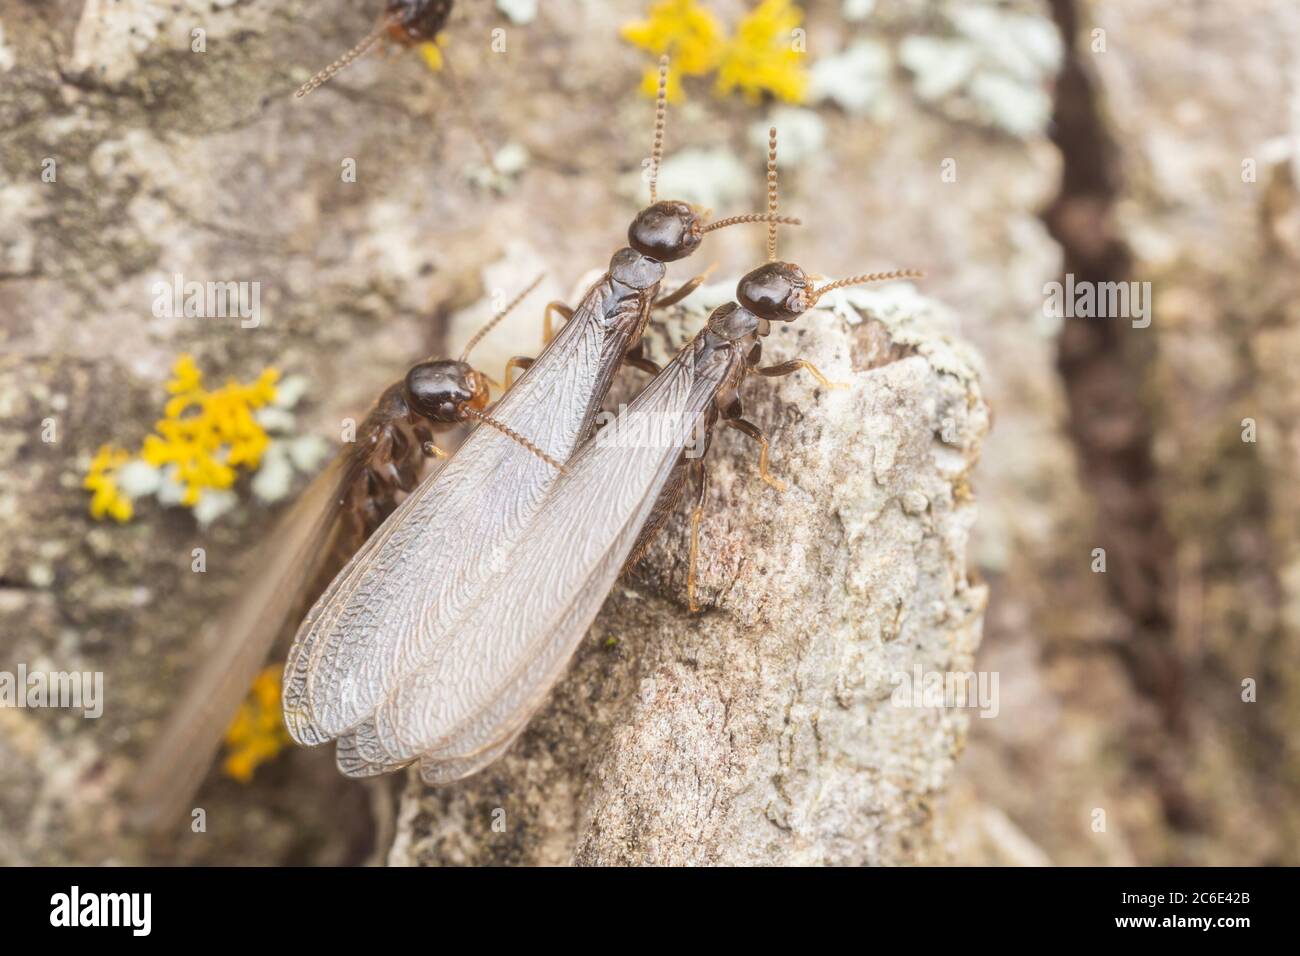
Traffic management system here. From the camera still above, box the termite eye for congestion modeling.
[628,200,703,262]
[405,360,473,422]
[736,261,811,322]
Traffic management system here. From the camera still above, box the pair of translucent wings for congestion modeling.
[337,335,738,780]
[283,276,648,751]
[310,325,738,780]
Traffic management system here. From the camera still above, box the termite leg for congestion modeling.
[721,396,786,492]
[624,341,661,376]
[543,302,574,345]
[755,358,849,390]
[686,458,709,614]
[653,266,713,310]
[412,423,446,460]
[503,356,533,388]
[623,408,715,582]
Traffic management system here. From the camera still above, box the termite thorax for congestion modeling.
[706,301,762,342]
[609,247,668,292]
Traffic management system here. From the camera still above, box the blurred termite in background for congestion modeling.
[335,129,925,784]
[128,276,551,831]
[294,1,498,169]
[282,57,801,775]
[295,1,455,98]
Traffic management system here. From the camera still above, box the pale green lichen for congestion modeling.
[898,1,1062,139]
[809,40,894,118]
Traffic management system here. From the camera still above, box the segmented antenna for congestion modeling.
[809,270,926,304]
[460,273,546,362]
[464,406,567,473]
[701,213,801,234]
[766,127,780,261]
[648,55,669,204]
[295,14,398,99]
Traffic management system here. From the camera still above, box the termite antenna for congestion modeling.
[295,15,397,99]
[464,406,567,473]
[440,46,498,174]
[648,55,669,204]
[459,273,545,362]
[701,213,801,234]
[766,127,780,261]
[809,269,926,305]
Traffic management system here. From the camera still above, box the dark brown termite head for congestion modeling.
[632,63,795,267]
[736,261,813,323]
[739,262,928,322]
[385,0,455,44]
[627,200,704,263]
[403,359,488,424]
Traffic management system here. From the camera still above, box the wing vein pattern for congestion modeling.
[284,277,648,745]
[338,341,738,774]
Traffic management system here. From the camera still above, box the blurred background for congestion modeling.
[0,0,1297,864]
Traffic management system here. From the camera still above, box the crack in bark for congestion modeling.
[1042,0,1195,830]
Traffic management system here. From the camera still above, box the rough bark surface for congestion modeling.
[19,0,1290,868]
[389,288,989,866]
[0,0,1006,866]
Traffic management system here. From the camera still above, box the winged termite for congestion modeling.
[295,1,454,98]
[127,277,547,831]
[293,1,499,169]
[344,131,925,782]
[282,57,799,766]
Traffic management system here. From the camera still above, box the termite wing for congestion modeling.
[282,57,798,763]
[127,279,547,831]
[344,132,924,783]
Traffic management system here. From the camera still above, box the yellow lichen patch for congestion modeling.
[621,0,807,104]
[621,0,725,102]
[83,445,133,523]
[715,0,808,103]
[145,356,279,505]
[86,354,281,519]
[418,34,449,72]
[222,665,292,783]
